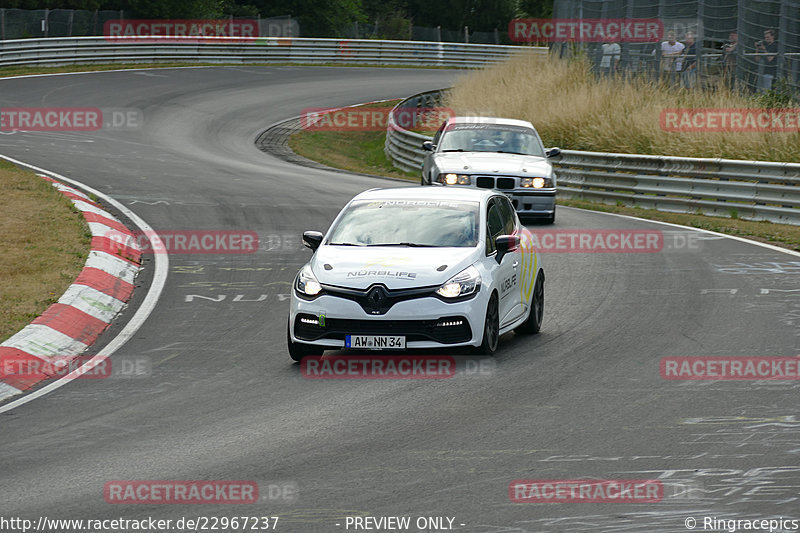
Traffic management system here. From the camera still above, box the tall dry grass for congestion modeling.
[445,52,800,162]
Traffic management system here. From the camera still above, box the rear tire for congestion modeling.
[287,324,323,362]
[475,293,500,355]
[516,271,544,334]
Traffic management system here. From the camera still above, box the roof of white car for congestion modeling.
[447,116,535,129]
[354,187,495,203]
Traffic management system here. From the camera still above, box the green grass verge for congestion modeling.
[288,98,419,181]
[0,161,91,343]
[289,129,417,180]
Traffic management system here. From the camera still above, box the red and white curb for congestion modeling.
[0,176,142,401]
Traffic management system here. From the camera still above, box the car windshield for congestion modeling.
[327,199,479,248]
[439,123,545,157]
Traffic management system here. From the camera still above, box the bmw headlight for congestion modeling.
[520,177,553,188]
[296,263,322,297]
[437,173,471,185]
[435,265,481,299]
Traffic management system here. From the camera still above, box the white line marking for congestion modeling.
[0,155,169,412]
[0,65,220,82]
[559,206,800,258]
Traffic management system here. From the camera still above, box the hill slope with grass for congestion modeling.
[445,53,800,162]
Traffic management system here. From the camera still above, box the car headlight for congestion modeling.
[435,265,481,299]
[520,177,553,188]
[296,263,322,297]
[436,173,471,185]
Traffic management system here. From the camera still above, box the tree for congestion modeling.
[405,0,515,33]
[252,0,365,37]
[517,0,552,18]
[120,0,225,18]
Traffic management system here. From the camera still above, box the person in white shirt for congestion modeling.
[660,31,685,85]
[600,38,621,77]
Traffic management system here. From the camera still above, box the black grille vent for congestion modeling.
[294,314,472,344]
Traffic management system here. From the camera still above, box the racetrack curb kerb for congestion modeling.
[0,175,142,401]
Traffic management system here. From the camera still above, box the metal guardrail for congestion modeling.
[384,89,446,174]
[0,36,542,68]
[385,90,800,225]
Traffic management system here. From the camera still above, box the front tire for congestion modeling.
[516,271,544,334]
[287,324,323,362]
[476,293,500,355]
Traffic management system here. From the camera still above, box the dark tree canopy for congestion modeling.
[1,0,553,37]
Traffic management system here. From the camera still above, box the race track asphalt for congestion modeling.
[1,65,798,532]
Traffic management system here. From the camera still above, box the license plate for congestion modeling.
[345,335,406,350]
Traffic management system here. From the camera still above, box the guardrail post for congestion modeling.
[735,0,745,91]
[778,0,789,82]
[696,0,704,85]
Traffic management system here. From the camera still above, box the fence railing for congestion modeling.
[0,36,541,68]
[385,89,800,225]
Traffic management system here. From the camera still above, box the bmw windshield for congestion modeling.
[439,123,545,157]
[326,199,479,248]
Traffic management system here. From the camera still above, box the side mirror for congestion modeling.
[303,230,324,252]
[422,141,435,151]
[546,147,561,158]
[494,234,520,264]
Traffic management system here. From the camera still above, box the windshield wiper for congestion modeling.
[328,242,366,246]
[441,149,464,152]
[365,242,437,247]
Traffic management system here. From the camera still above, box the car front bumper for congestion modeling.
[431,182,556,216]
[289,292,487,350]
[506,189,556,216]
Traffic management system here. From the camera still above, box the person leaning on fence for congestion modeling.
[660,31,685,85]
[681,32,697,89]
[756,29,778,92]
[721,31,738,89]
[600,38,621,77]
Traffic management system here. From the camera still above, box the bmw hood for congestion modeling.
[310,246,477,290]
[434,152,551,176]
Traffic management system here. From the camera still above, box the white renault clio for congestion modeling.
[287,187,544,361]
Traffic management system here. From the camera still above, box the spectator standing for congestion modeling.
[660,31,685,85]
[682,31,697,89]
[756,29,778,92]
[721,31,738,89]
[600,38,621,78]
